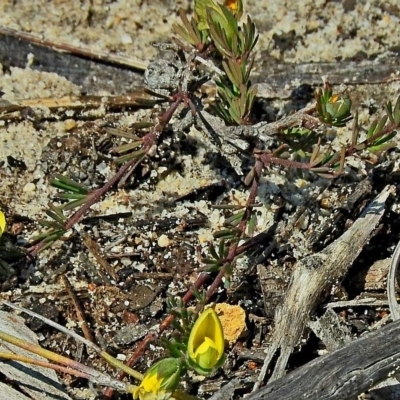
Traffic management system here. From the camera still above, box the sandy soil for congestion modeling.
[0,1,400,400]
[1,0,400,64]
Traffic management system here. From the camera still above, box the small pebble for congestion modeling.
[23,182,36,192]
[158,234,171,248]
[121,33,133,44]
[64,119,77,131]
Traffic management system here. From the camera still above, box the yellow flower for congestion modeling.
[0,211,5,238]
[133,358,182,400]
[224,0,243,17]
[187,308,225,375]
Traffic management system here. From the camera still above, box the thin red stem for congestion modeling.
[205,159,263,300]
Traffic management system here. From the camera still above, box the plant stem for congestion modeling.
[205,159,263,300]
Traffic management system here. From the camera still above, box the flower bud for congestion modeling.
[224,0,243,18]
[187,308,225,375]
[326,94,351,121]
[133,358,182,400]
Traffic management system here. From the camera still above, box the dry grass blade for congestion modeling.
[1,301,143,381]
[81,232,118,281]
[61,275,95,344]
[2,301,98,350]
[0,92,162,122]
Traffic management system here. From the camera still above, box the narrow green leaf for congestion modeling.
[113,149,146,164]
[62,198,89,211]
[201,258,219,265]
[218,239,225,258]
[112,141,143,154]
[56,193,87,201]
[50,175,88,194]
[375,115,388,135]
[38,220,64,229]
[366,118,378,138]
[368,141,397,153]
[351,111,359,146]
[208,243,219,259]
[213,229,236,239]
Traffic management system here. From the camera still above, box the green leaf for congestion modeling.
[208,243,219,260]
[202,258,219,265]
[46,204,66,225]
[368,141,397,153]
[195,0,221,31]
[112,140,143,154]
[173,8,204,47]
[56,193,87,201]
[386,96,400,124]
[218,239,225,258]
[113,149,146,164]
[50,175,89,194]
[213,229,240,239]
[225,211,244,226]
[62,198,89,211]
[207,3,238,43]
[368,131,397,153]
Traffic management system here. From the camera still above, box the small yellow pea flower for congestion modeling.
[133,358,182,400]
[0,211,5,238]
[187,308,225,375]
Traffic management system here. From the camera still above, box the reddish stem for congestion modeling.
[205,159,263,300]
[29,94,185,257]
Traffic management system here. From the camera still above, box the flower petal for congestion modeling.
[187,308,225,374]
[0,211,5,237]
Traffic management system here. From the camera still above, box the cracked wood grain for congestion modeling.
[247,317,400,400]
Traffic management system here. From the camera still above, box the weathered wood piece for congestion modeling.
[246,317,400,400]
[207,378,242,400]
[0,26,145,95]
[254,56,400,99]
[0,310,72,400]
[254,185,394,387]
[308,307,353,352]
[2,26,399,100]
[369,377,400,400]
